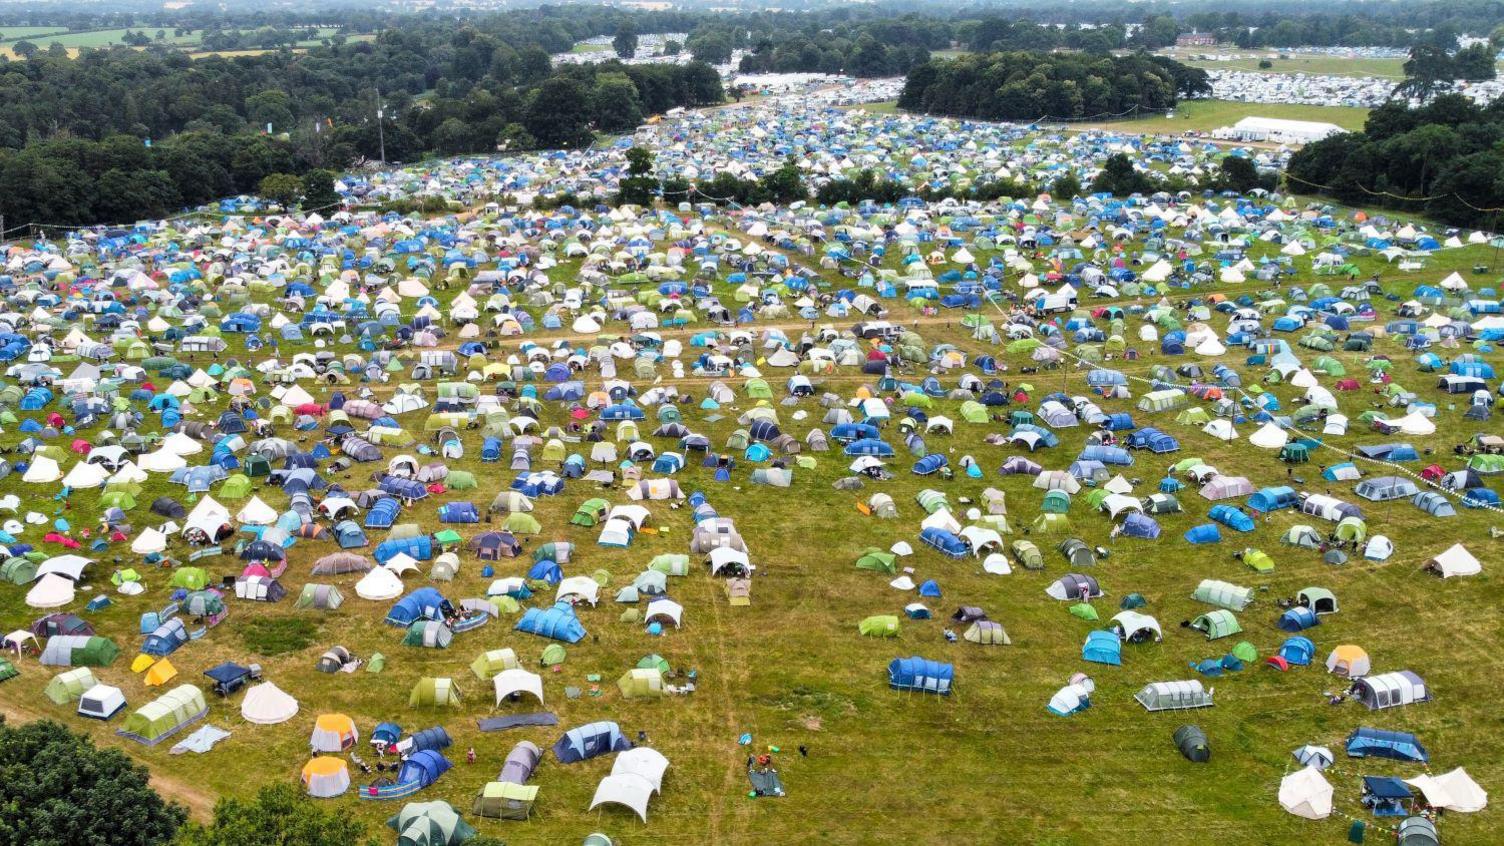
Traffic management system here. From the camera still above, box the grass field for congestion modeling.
[0,26,69,43]
[571,42,614,54]
[1077,99,1371,135]
[1163,49,1408,80]
[0,27,349,59]
[0,206,1501,845]
[846,99,1370,136]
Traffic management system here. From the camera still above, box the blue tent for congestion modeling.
[1079,445,1133,465]
[917,579,942,597]
[844,438,895,457]
[141,619,189,656]
[437,502,479,523]
[553,721,631,763]
[409,726,451,752]
[1081,630,1122,665]
[1120,512,1161,539]
[515,604,586,643]
[1277,607,1320,632]
[396,749,451,788]
[371,722,402,746]
[374,535,433,564]
[1346,727,1428,763]
[527,560,563,583]
[1247,486,1297,512]
[913,454,948,475]
[335,520,367,548]
[385,588,451,626]
[1208,504,1255,532]
[365,498,401,529]
[920,527,968,558]
[1278,636,1315,665]
[1184,524,1222,544]
[887,656,953,694]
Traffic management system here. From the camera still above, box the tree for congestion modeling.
[525,76,594,148]
[758,155,807,204]
[11,40,36,58]
[617,146,657,206]
[688,31,733,65]
[1051,172,1082,200]
[179,784,379,846]
[1394,44,1455,101]
[1216,155,1260,193]
[301,168,339,209]
[259,172,303,207]
[1090,153,1152,196]
[591,73,643,133]
[1452,44,1497,81]
[663,39,681,56]
[0,719,186,846]
[613,23,639,60]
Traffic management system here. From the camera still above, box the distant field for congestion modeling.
[0,26,352,59]
[1170,50,1407,79]
[0,26,69,42]
[846,99,1370,136]
[1077,98,1371,135]
[570,42,613,54]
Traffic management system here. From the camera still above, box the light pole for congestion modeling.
[374,90,386,166]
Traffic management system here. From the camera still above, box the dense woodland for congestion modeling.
[897,52,1210,121]
[1288,96,1504,228]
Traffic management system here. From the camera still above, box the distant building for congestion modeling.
[1176,32,1218,47]
[1211,117,1346,145]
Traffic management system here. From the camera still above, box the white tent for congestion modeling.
[354,566,404,600]
[235,497,278,525]
[1248,423,1288,449]
[555,576,600,606]
[241,681,300,725]
[26,573,76,608]
[61,462,108,489]
[1278,766,1333,819]
[645,598,684,629]
[1292,745,1333,770]
[1406,768,1488,813]
[77,683,126,720]
[613,747,670,793]
[137,447,187,473]
[492,668,544,706]
[22,456,62,483]
[1426,543,1481,578]
[131,527,168,555]
[589,773,655,821]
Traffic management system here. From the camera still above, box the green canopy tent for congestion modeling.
[387,800,476,846]
[408,677,462,707]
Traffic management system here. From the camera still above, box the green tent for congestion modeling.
[170,567,209,591]
[408,677,462,707]
[1041,490,1071,513]
[366,652,386,673]
[0,657,17,683]
[571,498,609,527]
[617,668,665,698]
[1242,548,1275,572]
[1230,641,1258,663]
[1334,516,1367,542]
[540,644,567,666]
[1031,513,1071,533]
[473,780,538,820]
[859,615,900,637]
[648,554,690,576]
[120,684,206,745]
[1069,603,1099,621]
[1190,610,1242,640]
[470,648,519,680]
[637,654,671,673]
[855,548,896,573]
[387,800,477,846]
[1,558,37,584]
[45,667,97,704]
[446,471,477,490]
[220,474,252,498]
[503,512,541,535]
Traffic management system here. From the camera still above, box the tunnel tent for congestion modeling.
[44,667,98,704]
[1174,724,1210,763]
[859,615,900,637]
[409,676,463,707]
[385,801,475,846]
[1353,670,1431,710]
[117,684,208,746]
[964,620,1010,645]
[554,721,632,763]
[1190,610,1242,640]
[1191,579,1253,611]
[1135,680,1214,711]
[887,656,954,694]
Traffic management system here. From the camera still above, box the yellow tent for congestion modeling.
[130,653,157,673]
[144,658,178,686]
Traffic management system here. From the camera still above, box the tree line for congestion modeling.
[1287,95,1504,228]
[897,52,1210,122]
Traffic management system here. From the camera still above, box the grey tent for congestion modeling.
[1136,680,1214,711]
[1397,817,1440,846]
[296,584,344,610]
[1174,724,1210,762]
